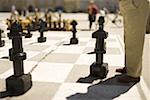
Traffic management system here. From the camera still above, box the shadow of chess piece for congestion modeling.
[70,20,78,44]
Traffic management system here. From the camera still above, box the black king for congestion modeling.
[90,16,109,79]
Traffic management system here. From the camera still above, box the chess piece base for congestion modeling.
[25,33,32,38]
[6,74,32,96]
[90,62,108,79]
[70,38,78,44]
[0,40,5,47]
[38,37,46,43]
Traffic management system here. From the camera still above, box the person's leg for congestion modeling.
[89,14,93,29]
[146,8,150,34]
[89,21,92,29]
[118,0,149,82]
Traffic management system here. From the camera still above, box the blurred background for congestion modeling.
[0,0,119,13]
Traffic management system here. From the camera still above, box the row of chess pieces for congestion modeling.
[6,9,75,32]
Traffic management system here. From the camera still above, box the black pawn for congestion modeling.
[58,11,62,30]
[38,19,47,43]
[53,21,57,30]
[6,21,32,96]
[25,25,33,38]
[70,20,78,44]
[0,29,5,47]
[90,16,108,79]
[49,16,52,29]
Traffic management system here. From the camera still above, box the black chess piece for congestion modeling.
[112,20,116,23]
[58,11,62,30]
[70,20,78,44]
[25,19,40,36]
[58,21,61,30]
[48,16,52,29]
[62,20,66,31]
[53,21,57,30]
[89,16,109,79]
[45,11,52,30]
[6,21,32,96]
[38,19,47,43]
[0,29,5,47]
[25,25,33,38]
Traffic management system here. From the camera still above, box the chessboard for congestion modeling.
[0,25,142,100]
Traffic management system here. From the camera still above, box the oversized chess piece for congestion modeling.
[25,19,40,38]
[58,11,62,30]
[90,16,108,79]
[53,21,57,30]
[70,20,78,44]
[0,29,5,47]
[62,20,66,31]
[45,9,52,30]
[25,25,33,38]
[6,21,32,96]
[38,19,47,43]
[48,15,52,29]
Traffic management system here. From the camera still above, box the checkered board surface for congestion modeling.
[1,29,142,100]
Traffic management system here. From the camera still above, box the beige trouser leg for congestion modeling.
[146,4,150,33]
[146,15,150,33]
[119,0,149,77]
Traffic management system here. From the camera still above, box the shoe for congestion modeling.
[118,75,140,83]
[116,67,127,74]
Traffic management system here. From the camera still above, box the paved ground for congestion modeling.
[0,13,148,100]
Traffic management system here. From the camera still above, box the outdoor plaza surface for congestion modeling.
[0,13,149,100]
